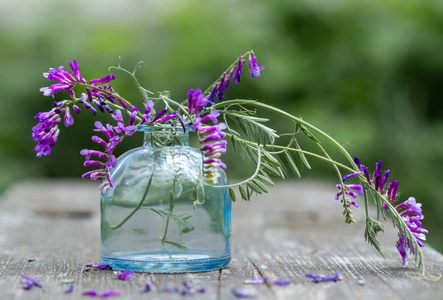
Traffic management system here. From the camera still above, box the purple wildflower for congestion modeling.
[64,107,74,127]
[187,89,208,116]
[207,82,220,105]
[141,100,154,124]
[90,74,116,85]
[218,72,232,100]
[69,60,86,83]
[243,278,267,284]
[232,288,255,298]
[87,264,113,270]
[342,172,362,182]
[32,109,61,157]
[40,61,87,99]
[81,120,123,193]
[394,197,428,265]
[248,51,265,78]
[73,105,81,114]
[306,273,343,283]
[79,93,98,116]
[112,110,136,136]
[153,111,178,124]
[345,158,427,265]
[193,111,228,183]
[20,272,42,290]
[335,184,363,201]
[233,56,246,85]
[115,270,133,280]
[273,279,291,286]
[149,109,168,124]
[396,234,409,266]
[340,157,391,195]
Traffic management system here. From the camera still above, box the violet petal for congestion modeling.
[273,279,291,286]
[141,283,153,292]
[87,264,113,270]
[64,284,74,293]
[243,278,267,284]
[232,288,255,298]
[99,290,122,298]
[116,270,133,280]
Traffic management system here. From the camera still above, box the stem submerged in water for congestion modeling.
[110,171,155,230]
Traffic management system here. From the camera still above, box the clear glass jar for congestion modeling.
[100,125,232,273]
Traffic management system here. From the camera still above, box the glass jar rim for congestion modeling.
[137,124,194,134]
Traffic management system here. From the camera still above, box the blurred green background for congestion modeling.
[1,0,443,252]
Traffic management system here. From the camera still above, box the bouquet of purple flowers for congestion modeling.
[33,50,438,280]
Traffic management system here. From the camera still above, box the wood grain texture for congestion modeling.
[0,179,442,299]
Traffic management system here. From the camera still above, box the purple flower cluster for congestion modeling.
[40,60,85,99]
[343,157,427,265]
[205,56,246,106]
[80,105,181,191]
[186,51,264,183]
[80,109,136,193]
[188,89,228,183]
[20,272,42,290]
[36,52,265,189]
[35,61,119,158]
[395,197,427,266]
[32,110,62,157]
[306,273,343,283]
[335,183,363,208]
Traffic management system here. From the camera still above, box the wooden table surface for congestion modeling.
[0,179,442,299]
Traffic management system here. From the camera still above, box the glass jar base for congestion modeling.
[101,250,231,273]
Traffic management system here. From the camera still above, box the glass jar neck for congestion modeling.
[138,125,191,148]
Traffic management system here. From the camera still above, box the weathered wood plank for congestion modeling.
[0,179,442,299]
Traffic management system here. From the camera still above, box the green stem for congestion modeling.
[213,99,358,169]
[110,171,155,230]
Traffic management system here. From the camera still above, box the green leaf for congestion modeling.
[231,135,237,152]
[229,187,237,202]
[295,140,311,169]
[163,240,188,249]
[252,179,269,193]
[262,162,282,177]
[181,226,195,233]
[364,217,386,259]
[257,173,275,186]
[247,185,253,199]
[285,151,301,177]
[262,150,280,166]
[274,155,288,177]
[247,181,263,194]
[239,185,249,201]
[174,184,183,198]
